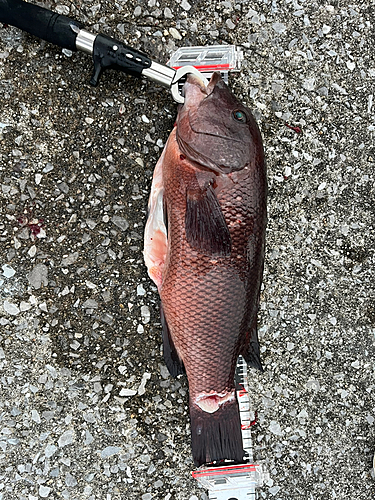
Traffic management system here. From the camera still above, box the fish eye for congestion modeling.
[233,109,247,123]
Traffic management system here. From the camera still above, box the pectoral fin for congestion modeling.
[185,183,231,257]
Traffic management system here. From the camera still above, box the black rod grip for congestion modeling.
[0,0,84,51]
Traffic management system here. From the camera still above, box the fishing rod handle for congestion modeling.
[0,0,170,87]
[0,0,83,51]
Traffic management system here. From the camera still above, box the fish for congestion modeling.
[143,72,267,467]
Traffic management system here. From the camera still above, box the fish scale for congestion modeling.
[161,157,261,397]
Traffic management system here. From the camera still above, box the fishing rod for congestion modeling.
[0,0,207,103]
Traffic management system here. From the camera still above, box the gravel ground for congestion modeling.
[1,1,375,499]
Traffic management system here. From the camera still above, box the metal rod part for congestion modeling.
[142,61,176,88]
[75,29,96,54]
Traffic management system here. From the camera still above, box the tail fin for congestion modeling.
[189,397,244,467]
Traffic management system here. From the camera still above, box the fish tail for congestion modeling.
[189,396,244,467]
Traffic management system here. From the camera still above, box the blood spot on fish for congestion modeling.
[180,154,186,161]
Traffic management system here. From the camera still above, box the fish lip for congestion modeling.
[185,73,209,94]
[184,71,221,99]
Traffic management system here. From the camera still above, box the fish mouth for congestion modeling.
[184,73,209,93]
[194,390,236,414]
[184,71,220,99]
[179,73,212,110]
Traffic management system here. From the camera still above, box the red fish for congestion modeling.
[144,72,267,467]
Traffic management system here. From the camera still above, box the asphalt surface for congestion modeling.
[1,1,375,499]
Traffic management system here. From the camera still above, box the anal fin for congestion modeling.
[241,325,264,372]
[160,303,185,378]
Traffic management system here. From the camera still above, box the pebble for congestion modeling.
[181,0,191,10]
[159,365,170,379]
[164,7,173,18]
[31,409,41,423]
[42,163,54,173]
[138,372,151,395]
[39,485,51,498]
[85,280,97,289]
[82,299,99,309]
[269,486,281,496]
[58,430,75,447]
[111,216,129,231]
[303,78,315,90]
[27,263,48,289]
[45,444,57,458]
[83,412,96,423]
[56,4,70,15]
[137,284,146,295]
[61,252,79,266]
[346,60,356,71]
[39,302,48,312]
[100,446,121,458]
[2,264,16,277]
[272,22,286,33]
[3,300,20,315]
[169,27,182,40]
[269,420,283,435]
[28,245,37,257]
[141,305,151,324]
[119,388,137,397]
[85,430,94,445]
[65,472,77,487]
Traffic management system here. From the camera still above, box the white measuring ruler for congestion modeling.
[192,356,265,500]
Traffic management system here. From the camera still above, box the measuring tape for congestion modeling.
[192,356,266,500]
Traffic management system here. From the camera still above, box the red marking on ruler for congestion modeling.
[172,64,231,71]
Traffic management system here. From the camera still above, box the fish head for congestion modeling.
[176,72,263,174]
